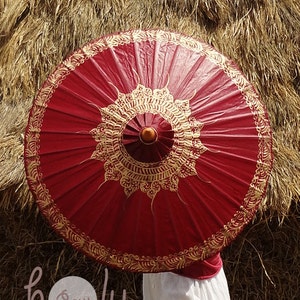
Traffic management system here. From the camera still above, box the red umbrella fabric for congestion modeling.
[24,29,273,272]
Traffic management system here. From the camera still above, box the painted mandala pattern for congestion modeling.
[90,84,207,199]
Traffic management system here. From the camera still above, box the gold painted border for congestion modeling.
[24,29,273,272]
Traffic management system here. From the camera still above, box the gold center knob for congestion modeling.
[140,127,158,144]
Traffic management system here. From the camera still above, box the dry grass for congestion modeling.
[223,204,300,299]
[0,0,299,299]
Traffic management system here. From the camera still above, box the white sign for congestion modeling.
[49,276,97,300]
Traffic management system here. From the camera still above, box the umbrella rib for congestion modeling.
[89,189,134,252]
[81,183,118,237]
[89,57,116,90]
[107,47,132,92]
[87,57,118,104]
[129,194,144,255]
[177,189,209,243]
[205,148,259,165]
[31,130,92,135]
[165,196,185,252]
[204,142,258,154]
[133,40,144,84]
[202,133,260,139]
[58,82,109,111]
[181,179,228,228]
[151,36,159,88]
[192,86,241,117]
[38,145,95,156]
[52,169,105,218]
[42,104,99,123]
[39,156,95,181]
[204,110,254,124]
[198,174,248,221]
[175,54,206,96]
[199,155,256,187]
[165,43,180,87]
[72,69,113,101]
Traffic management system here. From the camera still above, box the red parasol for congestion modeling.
[24,29,273,272]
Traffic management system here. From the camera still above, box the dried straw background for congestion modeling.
[0,0,299,299]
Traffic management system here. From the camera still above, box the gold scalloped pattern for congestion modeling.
[90,84,206,199]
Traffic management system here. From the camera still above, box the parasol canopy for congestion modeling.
[24,29,273,272]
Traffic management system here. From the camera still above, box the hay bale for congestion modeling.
[0,0,299,299]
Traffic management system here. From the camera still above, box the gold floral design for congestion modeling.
[90,84,207,199]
